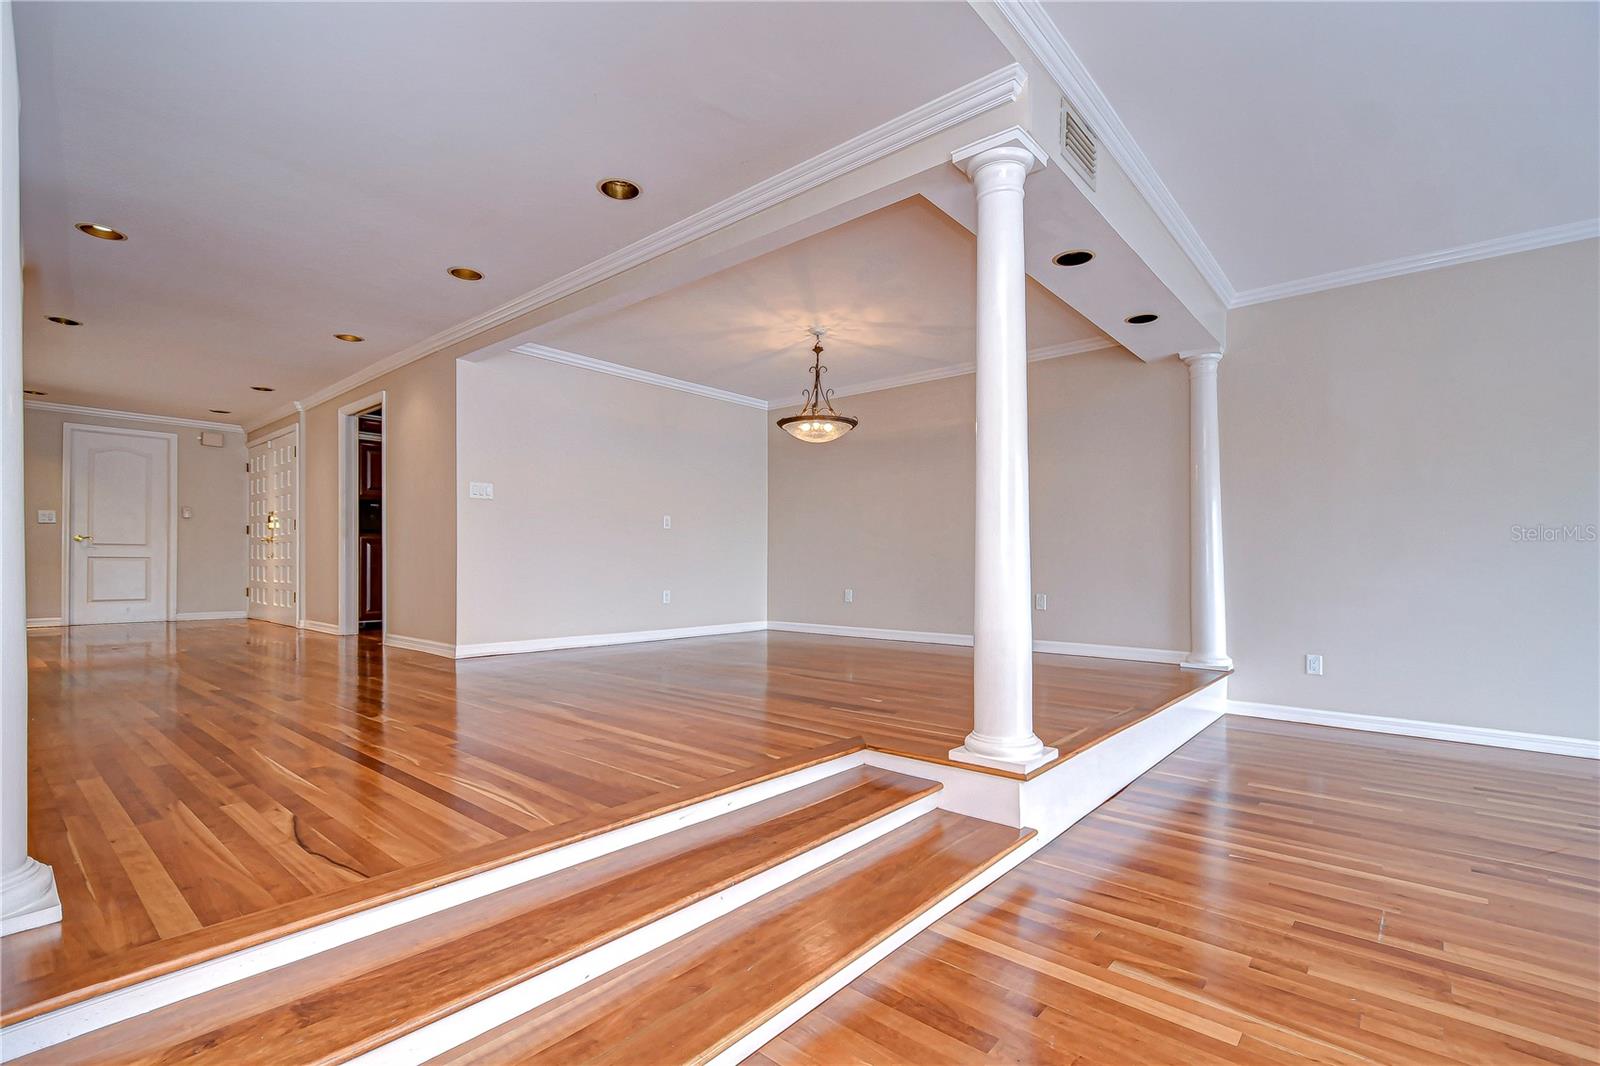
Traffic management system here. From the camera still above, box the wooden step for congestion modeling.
[16,765,939,1065]
[430,810,1034,1065]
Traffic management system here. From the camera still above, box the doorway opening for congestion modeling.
[337,391,386,636]
[357,408,383,632]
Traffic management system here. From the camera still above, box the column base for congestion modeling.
[948,742,1059,775]
[1182,654,1233,671]
[1,857,62,937]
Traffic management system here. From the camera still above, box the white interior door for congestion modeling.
[66,426,173,625]
[247,429,298,626]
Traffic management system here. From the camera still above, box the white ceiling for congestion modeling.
[15,1,1009,423]
[533,196,1115,404]
[1044,1,1600,296]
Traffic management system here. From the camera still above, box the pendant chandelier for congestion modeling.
[776,329,858,444]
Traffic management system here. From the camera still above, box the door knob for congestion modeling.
[72,533,92,543]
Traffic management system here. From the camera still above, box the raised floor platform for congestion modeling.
[7,621,1222,1030]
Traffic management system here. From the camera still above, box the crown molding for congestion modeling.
[989,0,1238,307]
[24,400,243,433]
[810,336,1120,405]
[1230,219,1600,307]
[511,344,769,410]
[248,64,1027,434]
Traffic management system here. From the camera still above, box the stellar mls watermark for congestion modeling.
[1510,523,1598,543]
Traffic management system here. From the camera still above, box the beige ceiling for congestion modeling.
[533,196,1115,404]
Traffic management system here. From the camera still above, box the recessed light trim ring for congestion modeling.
[597,178,641,201]
[74,223,127,241]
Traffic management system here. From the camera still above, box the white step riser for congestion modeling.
[0,753,868,1061]
[355,792,942,1065]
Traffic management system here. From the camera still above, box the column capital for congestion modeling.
[951,126,1051,181]
[1179,350,1223,369]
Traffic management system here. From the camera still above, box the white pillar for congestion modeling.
[1180,352,1232,671]
[949,129,1057,774]
[1,0,60,936]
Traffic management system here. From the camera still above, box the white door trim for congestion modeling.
[247,423,302,628]
[60,422,179,624]
[336,391,386,635]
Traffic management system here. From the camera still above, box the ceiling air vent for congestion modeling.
[1059,96,1097,188]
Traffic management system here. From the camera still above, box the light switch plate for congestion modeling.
[37,510,56,524]
[468,481,494,500]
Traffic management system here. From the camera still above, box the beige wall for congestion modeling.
[1224,239,1599,739]
[24,407,246,619]
[768,347,1190,651]
[456,353,767,647]
[292,348,457,645]
[768,239,1598,740]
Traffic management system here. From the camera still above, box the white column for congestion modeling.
[1180,352,1232,671]
[1,1,60,936]
[949,129,1057,774]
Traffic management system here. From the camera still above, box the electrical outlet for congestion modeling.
[661,590,671,605]
[468,481,494,500]
[1305,653,1323,676]
[662,515,672,530]
[843,588,853,603]
[1035,593,1047,611]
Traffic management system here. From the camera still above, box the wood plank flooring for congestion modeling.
[9,620,1216,1022]
[756,717,1600,1065]
[19,767,945,1065]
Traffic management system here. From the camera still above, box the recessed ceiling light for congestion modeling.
[250,385,276,392]
[597,178,641,201]
[1125,313,1159,325]
[209,409,232,415]
[23,389,45,396]
[74,223,127,241]
[334,333,364,343]
[1053,250,1094,267]
[46,316,81,326]
[447,266,484,281]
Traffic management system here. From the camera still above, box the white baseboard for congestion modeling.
[767,621,971,647]
[174,611,247,621]
[298,619,345,637]
[384,633,458,658]
[25,617,63,629]
[1227,700,1600,759]
[1032,639,1187,665]
[766,621,1185,665]
[454,621,766,659]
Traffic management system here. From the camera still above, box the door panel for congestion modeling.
[68,428,171,625]
[247,429,298,627]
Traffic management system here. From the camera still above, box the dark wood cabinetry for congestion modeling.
[359,439,382,500]
[358,416,383,625]
[359,533,383,623]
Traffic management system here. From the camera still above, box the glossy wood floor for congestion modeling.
[9,620,1215,1021]
[756,718,1600,1065]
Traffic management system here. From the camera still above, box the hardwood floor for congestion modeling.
[756,717,1600,1065]
[9,620,1216,1022]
